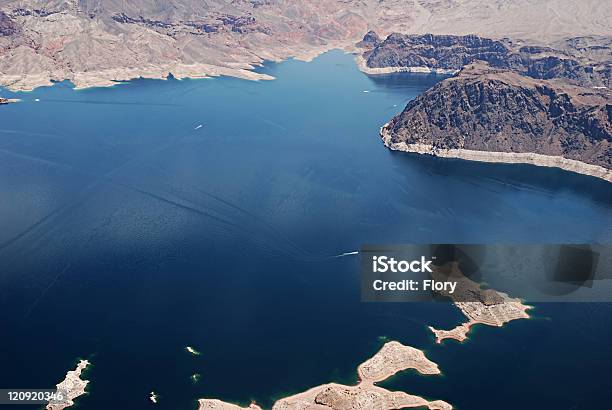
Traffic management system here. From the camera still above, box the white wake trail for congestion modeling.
[332,251,359,258]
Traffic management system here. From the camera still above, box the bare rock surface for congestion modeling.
[357,341,440,383]
[46,359,90,410]
[379,61,611,180]
[360,32,611,87]
[1,0,610,90]
[365,31,611,181]
[427,262,531,344]
[198,341,451,410]
[273,383,451,410]
[198,400,263,410]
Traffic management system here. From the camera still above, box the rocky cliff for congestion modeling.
[361,33,610,87]
[362,32,611,180]
[364,33,510,71]
[384,63,610,167]
[0,11,17,36]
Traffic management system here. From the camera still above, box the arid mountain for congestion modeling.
[0,0,610,90]
[361,32,611,87]
[363,32,611,180]
[2,1,610,179]
[383,63,611,169]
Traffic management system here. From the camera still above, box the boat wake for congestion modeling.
[331,251,359,258]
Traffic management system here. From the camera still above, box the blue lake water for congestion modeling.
[1,50,611,409]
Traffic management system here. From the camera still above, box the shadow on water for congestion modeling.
[365,71,450,91]
[390,150,612,205]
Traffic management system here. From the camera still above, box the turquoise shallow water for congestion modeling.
[0,50,611,409]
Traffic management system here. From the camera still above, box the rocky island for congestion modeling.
[198,341,451,410]
[46,359,90,410]
[360,32,611,181]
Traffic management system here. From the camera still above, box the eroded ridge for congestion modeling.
[1,1,609,91]
[198,341,451,410]
[46,359,90,410]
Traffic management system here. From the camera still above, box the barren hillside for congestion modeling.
[0,0,610,90]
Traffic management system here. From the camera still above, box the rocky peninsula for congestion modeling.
[429,298,531,343]
[357,340,441,382]
[360,32,611,182]
[427,262,531,343]
[198,341,451,410]
[46,359,90,410]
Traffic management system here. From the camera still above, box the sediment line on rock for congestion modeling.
[380,123,612,183]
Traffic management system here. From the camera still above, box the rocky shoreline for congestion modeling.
[198,341,451,410]
[361,32,610,182]
[355,55,458,76]
[2,1,609,92]
[425,261,532,344]
[428,299,531,344]
[381,123,612,183]
[0,62,275,92]
[0,39,350,92]
[46,360,90,410]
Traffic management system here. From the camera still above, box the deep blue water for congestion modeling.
[0,50,611,409]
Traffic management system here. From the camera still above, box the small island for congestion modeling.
[46,359,90,410]
[186,346,202,356]
[198,341,451,410]
[150,391,159,404]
